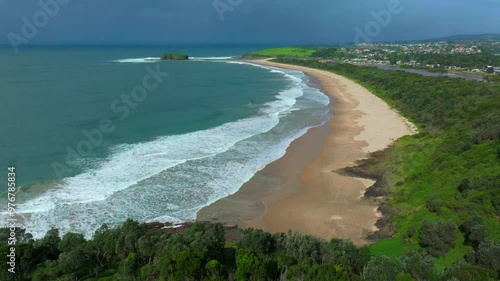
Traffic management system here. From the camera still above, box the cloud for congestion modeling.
[0,0,499,45]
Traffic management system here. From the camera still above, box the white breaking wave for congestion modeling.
[111,57,161,63]
[110,56,235,63]
[1,60,330,239]
[189,56,235,60]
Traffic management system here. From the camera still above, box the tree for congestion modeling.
[57,250,88,277]
[34,228,61,261]
[188,223,226,263]
[237,228,276,259]
[426,197,442,214]
[87,223,116,276]
[139,263,158,280]
[444,261,498,281]
[58,232,86,252]
[138,233,162,262]
[363,255,406,281]
[475,241,500,275]
[114,219,147,260]
[401,251,437,280]
[458,178,473,195]
[205,260,224,280]
[277,233,325,263]
[287,261,350,281]
[323,239,370,276]
[209,223,226,254]
[419,220,457,256]
[235,249,266,281]
[175,250,202,280]
[116,252,139,280]
[461,215,487,248]
[31,260,60,281]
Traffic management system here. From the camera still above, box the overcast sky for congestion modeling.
[1,0,499,45]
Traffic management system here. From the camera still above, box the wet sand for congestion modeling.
[197,59,417,245]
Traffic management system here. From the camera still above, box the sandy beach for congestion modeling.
[197,59,417,245]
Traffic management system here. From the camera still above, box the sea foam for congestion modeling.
[1,62,330,238]
[111,57,161,63]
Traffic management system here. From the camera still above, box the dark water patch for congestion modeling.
[377,65,486,82]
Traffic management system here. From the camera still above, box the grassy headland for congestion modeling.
[243,47,318,58]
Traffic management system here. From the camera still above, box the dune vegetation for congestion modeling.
[274,58,500,270]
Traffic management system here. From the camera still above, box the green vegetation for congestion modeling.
[243,47,318,58]
[0,222,488,281]
[0,223,363,280]
[399,64,449,73]
[3,56,499,280]
[3,221,499,280]
[243,46,344,59]
[387,53,500,69]
[486,75,500,82]
[160,53,189,60]
[310,47,340,58]
[419,221,458,257]
[274,58,500,269]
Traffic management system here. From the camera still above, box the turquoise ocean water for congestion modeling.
[0,46,330,238]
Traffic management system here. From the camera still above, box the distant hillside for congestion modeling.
[390,34,500,44]
[435,33,500,41]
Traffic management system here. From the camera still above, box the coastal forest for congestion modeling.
[2,60,500,281]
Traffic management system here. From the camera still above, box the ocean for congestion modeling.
[0,46,331,238]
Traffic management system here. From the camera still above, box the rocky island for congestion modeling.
[160,53,189,60]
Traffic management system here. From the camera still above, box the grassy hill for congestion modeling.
[243,47,318,58]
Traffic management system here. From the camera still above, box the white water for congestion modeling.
[1,62,330,239]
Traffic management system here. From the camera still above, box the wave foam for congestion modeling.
[2,60,331,238]
[189,56,235,60]
[111,57,161,63]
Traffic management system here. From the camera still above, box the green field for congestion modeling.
[243,47,318,58]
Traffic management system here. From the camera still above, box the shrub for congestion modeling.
[458,178,472,195]
[419,220,457,257]
[235,249,266,281]
[363,255,405,281]
[426,197,442,214]
[461,215,487,248]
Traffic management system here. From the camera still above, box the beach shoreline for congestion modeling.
[197,59,417,245]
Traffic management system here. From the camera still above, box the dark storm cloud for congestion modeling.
[0,0,499,45]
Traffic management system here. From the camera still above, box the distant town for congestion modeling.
[339,40,500,74]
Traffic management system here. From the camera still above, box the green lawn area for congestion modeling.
[369,237,413,257]
[244,47,318,58]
